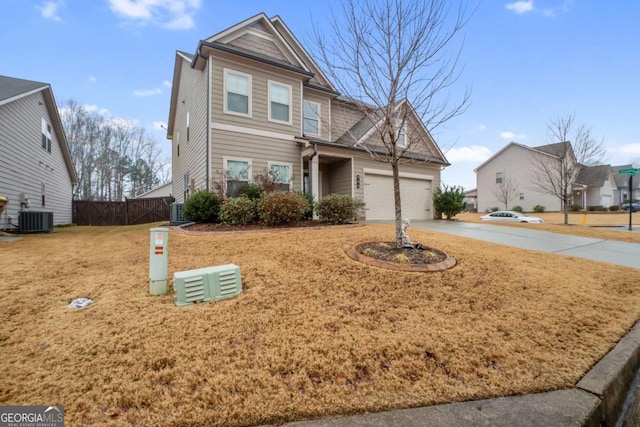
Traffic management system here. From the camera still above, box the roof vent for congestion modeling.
[173,264,242,306]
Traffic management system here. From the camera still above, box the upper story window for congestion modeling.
[41,118,52,152]
[303,100,320,136]
[268,161,292,191]
[176,131,180,157]
[397,127,406,148]
[186,111,190,141]
[224,69,252,116]
[224,157,253,198]
[496,172,503,184]
[269,81,291,124]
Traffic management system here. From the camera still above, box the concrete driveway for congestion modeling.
[387,220,639,270]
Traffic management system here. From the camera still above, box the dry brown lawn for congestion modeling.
[1,223,639,426]
[457,211,640,244]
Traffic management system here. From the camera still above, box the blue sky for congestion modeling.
[3,0,639,190]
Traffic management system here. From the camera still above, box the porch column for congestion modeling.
[311,154,319,219]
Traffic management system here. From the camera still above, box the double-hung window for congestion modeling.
[41,118,52,152]
[303,100,320,136]
[224,69,251,116]
[269,81,291,124]
[225,157,252,198]
[268,162,292,191]
[397,127,406,148]
[496,172,503,184]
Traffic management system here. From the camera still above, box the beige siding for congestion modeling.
[210,54,302,136]
[210,128,302,192]
[172,58,209,202]
[325,160,352,195]
[330,101,365,141]
[0,91,73,227]
[476,144,561,212]
[229,34,290,63]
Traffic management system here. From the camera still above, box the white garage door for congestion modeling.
[364,173,432,220]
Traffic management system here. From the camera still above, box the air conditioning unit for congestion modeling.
[170,203,189,225]
[173,264,242,306]
[19,211,53,233]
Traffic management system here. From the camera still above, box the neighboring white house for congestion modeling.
[166,13,449,220]
[613,165,640,205]
[133,181,173,199]
[0,75,77,229]
[476,141,620,212]
[475,142,562,212]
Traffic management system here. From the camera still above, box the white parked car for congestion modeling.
[480,211,544,224]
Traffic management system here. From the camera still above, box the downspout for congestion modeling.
[197,46,211,191]
[307,142,317,194]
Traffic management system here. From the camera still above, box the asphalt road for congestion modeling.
[393,220,640,270]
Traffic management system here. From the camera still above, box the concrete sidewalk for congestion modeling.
[407,220,640,270]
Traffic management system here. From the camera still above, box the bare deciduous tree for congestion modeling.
[312,0,473,246]
[491,172,518,210]
[60,99,170,200]
[530,114,606,224]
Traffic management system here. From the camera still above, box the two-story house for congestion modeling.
[0,75,77,229]
[167,13,449,221]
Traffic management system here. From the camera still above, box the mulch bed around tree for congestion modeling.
[355,242,448,265]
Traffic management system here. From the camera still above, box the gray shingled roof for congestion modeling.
[0,75,48,103]
[575,164,612,187]
[532,142,569,157]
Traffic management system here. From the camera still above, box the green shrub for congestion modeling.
[238,183,263,200]
[512,205,523,212]
[432,184,466,220]
[533,204,545,213]
[490,206,499,212]
[315,194,364,224]
[258,191,307,225]
[570,204,581,212]
[220,197,257,225]
[183,190,221,223]
[609,205,619,212]
[300,192,315,219]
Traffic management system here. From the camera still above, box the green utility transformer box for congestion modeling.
[149,227,169,295]
[173,264,242,306]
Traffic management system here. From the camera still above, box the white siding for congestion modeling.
[0,91,73,228]
[476,144,561,212]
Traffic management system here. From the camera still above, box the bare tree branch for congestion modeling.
[490,173,518,210]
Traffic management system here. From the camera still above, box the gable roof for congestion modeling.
[532,142,568,157]
[474,140,575,173]
[0,75,77,184]
[613,164,640,189]
[575,164,613,187]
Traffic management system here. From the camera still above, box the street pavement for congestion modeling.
[404,220,640,270]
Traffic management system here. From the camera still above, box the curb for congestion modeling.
[267,320,640,427]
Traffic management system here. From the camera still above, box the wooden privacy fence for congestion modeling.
[73,197,170,226]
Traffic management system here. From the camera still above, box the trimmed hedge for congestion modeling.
[183,190,221,223]
[220,197,257,225]
[315,194,364,224]
[258,191,308,225]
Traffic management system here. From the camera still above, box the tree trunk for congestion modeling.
[392,161,403,247]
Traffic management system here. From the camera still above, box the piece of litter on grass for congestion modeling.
[68,298,93,309]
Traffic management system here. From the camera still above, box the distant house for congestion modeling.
[166,13,449,220]
[463,188,477,212]
[133,182,173,199]
[475,141,617,212]
[0,75,77,229]
[613,165,640,204]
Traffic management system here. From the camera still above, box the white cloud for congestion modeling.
[108,0,201,30]
[479,124,487,131]
[608,143,640,156]
[500,131,527,140]
[88,76,97,84]
[505,0,534,14]
[83,104,109,115]
[37,1,64,22]
[162,80,172,88]
[445,145,493,163]
[134,88,163,96]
